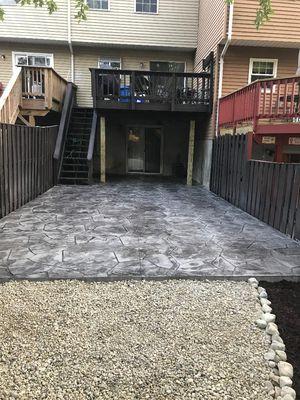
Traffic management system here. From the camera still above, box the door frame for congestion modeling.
[125,124,164,175]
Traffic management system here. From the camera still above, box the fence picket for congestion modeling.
[210,134,300,240]
[0,123,58,219]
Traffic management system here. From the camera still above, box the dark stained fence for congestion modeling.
[0,123,58,218]
[210,134,300,241]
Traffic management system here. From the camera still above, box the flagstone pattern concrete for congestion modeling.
[0,181,299,281]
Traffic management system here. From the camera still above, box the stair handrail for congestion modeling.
[87,110,98,184]
[53,82,77,183]
[0,66,22,124]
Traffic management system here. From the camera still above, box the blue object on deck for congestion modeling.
[120,85,130,102]
[119,85,145,103]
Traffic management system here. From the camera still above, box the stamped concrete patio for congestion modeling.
[0,179,299,281]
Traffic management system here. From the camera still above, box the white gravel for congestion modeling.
[0,280,272,400]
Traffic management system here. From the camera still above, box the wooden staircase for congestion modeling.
[59,108,94,185]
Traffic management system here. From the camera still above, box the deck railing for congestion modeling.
[219,76,300,128]
[0,67,22,124]
[90,69,212,112]
[22,66,68,112]
[0,67,68,124]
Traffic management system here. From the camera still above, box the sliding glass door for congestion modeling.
[127,127,162,173]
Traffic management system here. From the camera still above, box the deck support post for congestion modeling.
[100,116,106,183]
[29,115,35,127]
[187,120,195,186]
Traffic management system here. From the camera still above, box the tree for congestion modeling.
[0,0,88,21]
[0,0,273,28]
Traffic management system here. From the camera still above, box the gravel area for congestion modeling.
[0,280,272,400]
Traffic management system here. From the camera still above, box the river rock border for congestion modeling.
[248,278,297,400]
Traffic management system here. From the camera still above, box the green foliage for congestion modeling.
[0,0,273,27]
[0,0,88,21]
[225,0,273,28]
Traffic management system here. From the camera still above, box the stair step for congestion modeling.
[61,169,88,175]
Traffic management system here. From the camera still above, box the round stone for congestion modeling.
[262,304,272,313]
[281,386,296,399]
[256,319,267,329]
[276,350,287,362]
[271,341,286,352]
[248,277,259,287]
[264,349,276,361]
[279,376,293,388]
[266,322,279,336]
[278,362,293,379]
[262,313,276,323]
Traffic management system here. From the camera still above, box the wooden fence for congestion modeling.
[0,123,58,218]
[210,134,300,241]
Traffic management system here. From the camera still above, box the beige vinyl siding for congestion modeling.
[74,47,195,107]
[0,43,71,87]
[232,0,300,46]
[194,0,226,140]
[0,0,68,42]
[71,0,199,49]
[194,0,226,72]
[222,46,298,96]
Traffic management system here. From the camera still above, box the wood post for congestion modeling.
[29,115,35,127]
[100,116,106,183]
[187,120,195,186]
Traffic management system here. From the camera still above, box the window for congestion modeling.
[249,58,278,83]
[135,0,158,14]
[150,61,185,73]
[13,52,54,69]
[98,58,121,69]
[87,0,109,10]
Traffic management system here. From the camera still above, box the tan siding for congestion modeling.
[74,47,195,107]
[222,47,298,96]
[0,0,68,42]
[232,0,300,45]
[194,0,226,140]
[0,43,71,87]
[71,0,198,49]
[194,0,226,72]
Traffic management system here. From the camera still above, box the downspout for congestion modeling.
[296,49,300,76]
[216,2,234,134]
[68,0,75,82]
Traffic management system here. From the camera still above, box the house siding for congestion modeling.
[232,0,300,46]
[0,0,68,42]
[194,0,226,72]
[222,46,299,96]
[0,43,71,85]
[0,0,199,50]
[71,0,199,50]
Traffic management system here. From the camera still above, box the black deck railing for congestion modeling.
[90,69,213,113]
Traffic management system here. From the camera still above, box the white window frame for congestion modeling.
[12,52,54,72]
[248,58,278,84]
[98,57,122,69]
[134,0,159,14]
[86,0,110,11]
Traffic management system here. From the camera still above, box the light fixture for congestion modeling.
[140,62,145,69]
[0,55,6,61]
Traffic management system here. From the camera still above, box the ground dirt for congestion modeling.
[263,281,300,398]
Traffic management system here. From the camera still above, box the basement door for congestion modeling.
[127,127,162,174]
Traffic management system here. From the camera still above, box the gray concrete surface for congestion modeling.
[0,179,299,281]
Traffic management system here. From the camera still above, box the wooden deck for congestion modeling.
[219,76,300,135]
[90,69,213,113]
[0,66,68,125]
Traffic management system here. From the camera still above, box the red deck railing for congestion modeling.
[219,76,300,128]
